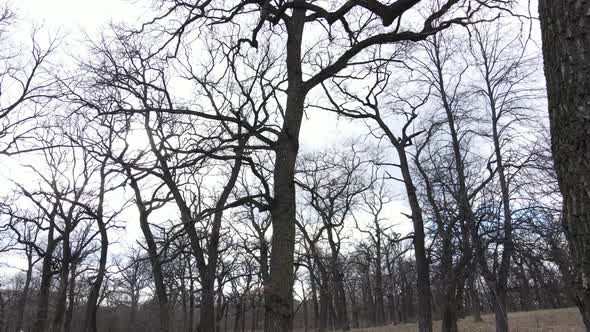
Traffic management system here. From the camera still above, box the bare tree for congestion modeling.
[318,56,435,331]
[129,2,512,329]
[0,4,59,156]
[296,144,373,331]
[466,20,540,332]
[353,177,397,326]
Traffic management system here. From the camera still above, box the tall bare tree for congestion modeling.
[130,2,512,329]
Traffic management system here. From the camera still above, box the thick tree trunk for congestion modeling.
[491,287,508,332]
[265,3,306,331]
[361,263,375,327]
[538,1,590,331]
[469,275,482,322]
[332,273,350,330]
[200,280,216,332]
[398,150,433,332]
[51,270,69,332]
[52,231,71,332]
[441,299,459,332]
[215,290,225,332]
[375,111,432,331]
[318,284,330,332]
[33,226,57,332]
[440,234,458,332]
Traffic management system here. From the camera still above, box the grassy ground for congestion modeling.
[350,308,584,332]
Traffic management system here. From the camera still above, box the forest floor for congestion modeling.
[350,307,584,332]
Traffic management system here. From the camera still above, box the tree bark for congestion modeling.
[265,3,306,331]
[326,228,350,331]
[51,227,71,332]
[127,171,170,332]
[538,1,590,330]
[82,214,108,332]
[469,274,482,322]
[397,150,433,332]
[33,220,58,332]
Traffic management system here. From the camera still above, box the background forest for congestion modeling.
[0,1,586,332]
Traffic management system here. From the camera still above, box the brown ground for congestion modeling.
[350,308,584,332]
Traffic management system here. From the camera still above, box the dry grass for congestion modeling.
[350,308,584,332]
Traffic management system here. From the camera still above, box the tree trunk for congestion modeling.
[332,273,350,330]
[538,1,590,331]
[83,215,108,332]
[128,171,170,332]
[64,263,78,332]
[188,264,195,332]
[200,149,243,332]
[326,228,350,331]
[308,261,319,331]
[469,275,482,322]
[387,293,397,325]
[374,235,386,326]
[33,225,57,332]
[251,301,258,332]
[224,305,229,332]
[361,263,375,327]
[441,298,459,332]
[440,234,458,332]
[318,284,330,332]
[200,280,216,332]
[490,285,508,332]
[482,37,515,331]
[265,3,306,331]
[52,230,71,332]
[350,286,360,329]
[16,250,33,332]
[234,301,242,332]
[215,292,225,332]
[397,149,433,332]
